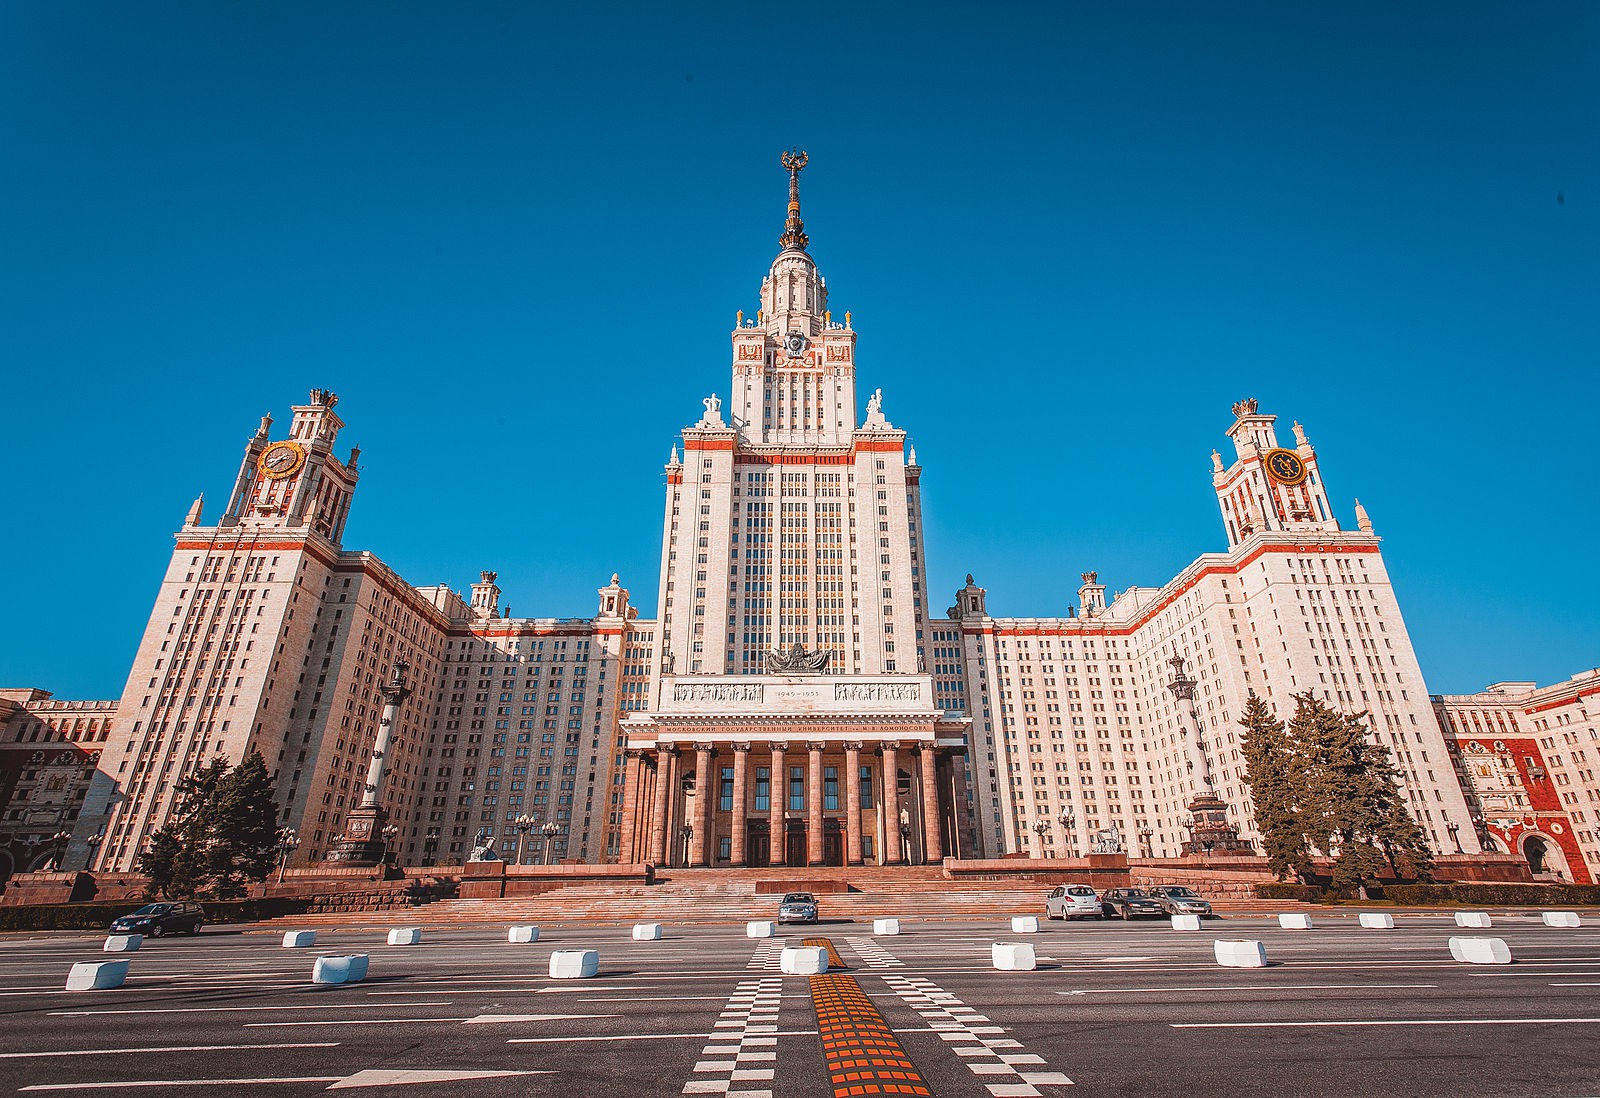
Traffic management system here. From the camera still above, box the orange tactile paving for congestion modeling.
[803,936,846,968]
[808,969,934,1098]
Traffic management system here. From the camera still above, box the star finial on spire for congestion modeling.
[779,149,809,251]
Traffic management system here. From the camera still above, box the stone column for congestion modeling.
[768,742,787,866]
[648,745,674,865]
[361,661,412,809]
[618,749,645,863]
[691,742,713,867]
[881,741,902,865]
[919,744,943,865]
[844,741,864,866]
[730,742,750,866]
[806,741,826,866]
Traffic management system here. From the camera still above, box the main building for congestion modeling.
[32,157,1593,885]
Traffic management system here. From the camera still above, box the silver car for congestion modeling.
[1147,885,1213,916]
[1045,884,1102,920]
[777,891,818,924]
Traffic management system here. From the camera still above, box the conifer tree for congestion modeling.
[136,753,279,899]
[1285,692,1432,889]
[1238,692,1311,881]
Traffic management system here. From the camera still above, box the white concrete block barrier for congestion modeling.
[745,921,776,939]
[632,923,663,941]
[873,918,901,935]
[779,946,829,975]
[1010,916,1040,933]
[66,960,129,991]
[1214,940,1269,968]
[102,934,143,953]
[1449,936,1512,965]
[549,949,600,979]
[281,930,317,948]
[1170,915,1202,931]
[312,954,369,985]
[992,942,1037,971]
[1454,911,1492,928]
[1277,913,1313,930]
[508,925,541,943]
[1543,911,1582,928]
[1358,913,1395,929]
[386,927,423,946]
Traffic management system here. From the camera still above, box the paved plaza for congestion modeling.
[0,915,1596,1096]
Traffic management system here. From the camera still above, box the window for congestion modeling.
[719,767,734,811]
[824,766,839,811]
[859,765,874,808]
[754,767,770,811]
[789,766,804,812]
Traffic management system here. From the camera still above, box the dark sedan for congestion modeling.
[108,901,205,937]
[1100,888,1166,919]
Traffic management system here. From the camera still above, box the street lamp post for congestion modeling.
[898,808,912,865]
[381,824,400,867]
[1138,826,1154,859]
[85,830,104,873]
[276,828,300,884]
[423,827,440,867]
[1446,821,1463,854]
[46,830,72,871]
[1058,807,1076,857]
[1031,819,1050,858]
[542,820,561,866]
[678,824,693,868]
[512,814,537,864]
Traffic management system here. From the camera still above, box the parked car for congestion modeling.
[1147,885,1213,916]
[1099,888,1165,919]
[1045,884,1102,920]
[777,892,818,924]
[108,901,205,937]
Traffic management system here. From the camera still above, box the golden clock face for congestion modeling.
[1263,448,1308,486]
[258,440,306,480]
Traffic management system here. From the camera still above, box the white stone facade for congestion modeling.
[16,159,1581,880]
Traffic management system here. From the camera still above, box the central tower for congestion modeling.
[653,153,932,680]
[622,155,969,871]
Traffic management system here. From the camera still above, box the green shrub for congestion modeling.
[0,897,311,933]
[1254,883,1322,901]
[1384,883,1600,907]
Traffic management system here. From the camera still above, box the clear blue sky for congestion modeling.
[2,2,1595,700]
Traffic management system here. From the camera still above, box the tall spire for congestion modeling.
[779,149,809,252]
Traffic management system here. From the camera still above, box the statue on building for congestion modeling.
[767,643,831,674]
[468,829,500,862]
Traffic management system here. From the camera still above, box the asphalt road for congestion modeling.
[0,912,1596,1096]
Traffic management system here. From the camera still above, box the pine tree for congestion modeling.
[136,753,279,899]
[1238,692,1311,881]
[206,751,281,898]
[1286,693,1432,889]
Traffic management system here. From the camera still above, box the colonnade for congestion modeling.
[630,739,949,868]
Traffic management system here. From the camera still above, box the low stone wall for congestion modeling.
[460,860,654,900]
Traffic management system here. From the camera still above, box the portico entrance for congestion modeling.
[619,672,971,869]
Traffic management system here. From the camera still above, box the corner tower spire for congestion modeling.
[779,149,809,252]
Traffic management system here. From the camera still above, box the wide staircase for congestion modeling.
[282,866,1067,927]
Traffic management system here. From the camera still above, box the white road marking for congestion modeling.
[1174,1017,1600,1029]
[21,1077,345,1091]
[244,1018,471,1027]
[463,1013,619,1023]
[1061,983,1437,995]
[508,1029,820,1044]
[50,1003,448,1016]
[0,1043,339,1059]
[328,1069,551,1088]
[536,984,650,993]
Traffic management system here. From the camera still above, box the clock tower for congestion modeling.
[219,388,360,546]
[1212,398,1338,548]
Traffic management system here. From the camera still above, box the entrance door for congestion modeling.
[785,825,807,867]
[823,826,843,867]
[747,825,770,867]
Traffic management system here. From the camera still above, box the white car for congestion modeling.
[1045,884,1101,920]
